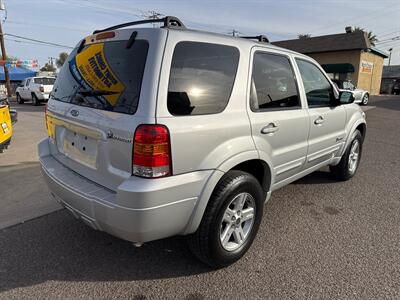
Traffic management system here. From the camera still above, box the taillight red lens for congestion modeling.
[133,124,171,178]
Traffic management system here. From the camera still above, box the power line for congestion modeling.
[4,37,69,49]
[3,33,73,49]
[310,6,400,35]
[377,29,400,39]
[5,20,87,33]
[376,36,400,45]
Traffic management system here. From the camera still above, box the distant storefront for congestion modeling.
[380,65,400,94]
[272,29,388,95]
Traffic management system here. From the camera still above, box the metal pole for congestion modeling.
[388,51,392,66]
[0,21,11,97]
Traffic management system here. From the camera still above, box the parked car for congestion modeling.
[332,79,369,105]
[16,76,56,105]
[0,92,17,152]
[392,80,400,95]
[39,16,366,267]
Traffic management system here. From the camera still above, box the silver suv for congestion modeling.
[39,17,366,267]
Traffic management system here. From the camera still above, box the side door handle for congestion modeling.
[261,123,279,134]
[314,116,325,125]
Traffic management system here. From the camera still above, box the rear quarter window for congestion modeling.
[167,42,239,116]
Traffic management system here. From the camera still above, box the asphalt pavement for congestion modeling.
[0,96,399,299]
[0,102,60,229]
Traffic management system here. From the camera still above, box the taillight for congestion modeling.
[133,124,171,178]
[40,86,44,93]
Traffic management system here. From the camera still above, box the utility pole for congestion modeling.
[228,29,241,37]
[0,1,11,97]
[48,56,57,68]
[144,10,164,27]
[231,29,237,37]
[388,48,393,66]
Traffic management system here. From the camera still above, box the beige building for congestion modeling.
[273,30,388,95]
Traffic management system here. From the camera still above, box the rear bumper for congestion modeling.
[38,138,213,243]
[36,92,50,100]
[0,137,11,150]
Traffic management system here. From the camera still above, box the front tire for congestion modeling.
[361,93,369,105]
[330,130,363,181]
[16,93,24,104]
[187,170,264,268]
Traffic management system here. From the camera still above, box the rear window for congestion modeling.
[167,42,239,116]
[51,39,149,115]
[34,77,56,85]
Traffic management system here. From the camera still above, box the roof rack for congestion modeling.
[241,35,269,43]
[93,16,186,34]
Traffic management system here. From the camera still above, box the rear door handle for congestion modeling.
[261,123,279,134]
[314,116,325,125]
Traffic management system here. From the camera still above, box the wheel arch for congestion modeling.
[356,122,366,142]
[184,154,273,235]
[340,119,367,157]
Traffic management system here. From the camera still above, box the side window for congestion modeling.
[296,59,334,107]
[250,52,300,111]
[167,42,239,116]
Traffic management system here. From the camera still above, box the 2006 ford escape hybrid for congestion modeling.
[39,16,366,267]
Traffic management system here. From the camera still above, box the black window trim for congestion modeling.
[167,41,240,117]
[249,50,303,113]
[295,57,337,109]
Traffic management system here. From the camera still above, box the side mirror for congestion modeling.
[339,91,354,104]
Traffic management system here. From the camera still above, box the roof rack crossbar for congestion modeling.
[241,35,269,43]
[93,16,186,34]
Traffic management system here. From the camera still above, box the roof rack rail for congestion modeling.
[241,35,269,43]
[93,16,186,34]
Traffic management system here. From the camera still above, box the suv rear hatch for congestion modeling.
[45,28,167,191]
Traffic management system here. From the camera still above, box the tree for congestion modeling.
[56,52,68,68]
[6,55,19,61]
[298,33,311,39]
[40,63,56,72]
[353,27,378,46]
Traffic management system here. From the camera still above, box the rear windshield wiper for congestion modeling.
[77,89,119,96]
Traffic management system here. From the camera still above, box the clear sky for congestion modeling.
[2,0,400,67]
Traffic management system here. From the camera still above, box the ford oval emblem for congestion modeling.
[70,109,79,117]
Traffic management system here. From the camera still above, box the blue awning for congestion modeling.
[0,67,37,81]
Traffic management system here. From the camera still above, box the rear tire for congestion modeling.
[32,93,40,106]
[330,130,363,181]
[187,170,264,268]
[16,93,24,104]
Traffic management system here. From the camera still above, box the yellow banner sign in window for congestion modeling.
[74,43,125,106]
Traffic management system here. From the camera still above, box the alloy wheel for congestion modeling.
[219,192,256,252]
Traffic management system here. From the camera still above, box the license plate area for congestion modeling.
[57,127,98,169]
